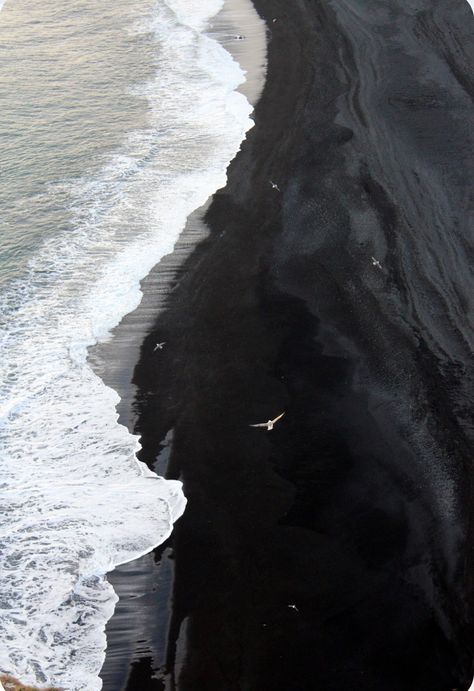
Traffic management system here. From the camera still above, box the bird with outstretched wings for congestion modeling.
[249,412,285,431]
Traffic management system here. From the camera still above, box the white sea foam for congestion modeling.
[0,0,254,688]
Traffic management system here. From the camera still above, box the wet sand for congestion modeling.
[102,0,474,689]
[98,0,266,688]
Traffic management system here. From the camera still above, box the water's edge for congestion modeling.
[0,0,260,687]
[96,1,267,688]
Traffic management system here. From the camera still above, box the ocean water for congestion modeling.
[0,0,254,688]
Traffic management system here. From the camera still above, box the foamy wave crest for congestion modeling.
[0,0,254,687]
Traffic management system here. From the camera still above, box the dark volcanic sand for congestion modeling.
[103,1,474,689]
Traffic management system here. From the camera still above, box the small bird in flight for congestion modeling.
[288,604,299,612]
[153,342,166,352]
[371,256,383,270]
[269,180,281,192]
[249,412,285,431]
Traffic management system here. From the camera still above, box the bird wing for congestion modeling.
[271,412,285,424]
[249,423,268,428]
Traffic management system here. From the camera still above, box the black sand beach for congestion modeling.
[101,0,474,689]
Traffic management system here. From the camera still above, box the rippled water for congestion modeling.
[0,0,253,688]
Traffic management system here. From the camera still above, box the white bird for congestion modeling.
[153,342,166,352]
[249,412,285,431]
[371,256,382,270]
[269,180,281,192]
[288,604,299,612]
[272,17,278,22]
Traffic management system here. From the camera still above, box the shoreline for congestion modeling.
[98,1,267,687]
[89,0,266,432]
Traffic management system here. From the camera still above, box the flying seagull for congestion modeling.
[288,604,299,612]
[249,412,285,431]
[269,180,281,192]
[371,256,383,270]
[153,342,166,352]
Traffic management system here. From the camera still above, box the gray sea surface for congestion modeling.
[0,0,256,687]
[0,0,155,285]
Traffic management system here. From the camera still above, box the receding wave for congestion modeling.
[0,0,254,688]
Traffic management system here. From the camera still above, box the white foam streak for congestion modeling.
[0,0,255,688]
[163,0,225,31]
